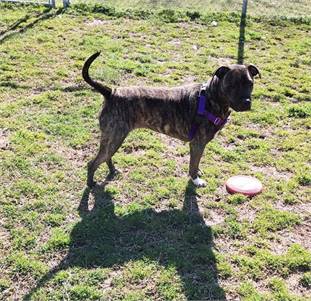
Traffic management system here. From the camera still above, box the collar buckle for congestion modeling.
[214,117,223,126]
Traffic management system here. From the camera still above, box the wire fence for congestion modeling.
[0,0,71,7]
[1,0,311,18]
[0,0,54,6]
[67,0,311,18]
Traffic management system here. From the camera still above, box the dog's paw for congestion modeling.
[198,169,204,177]
[107,168,121,180]
[191,177,207,187]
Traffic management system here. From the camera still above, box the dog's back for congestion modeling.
[106,84,200,138]
[113,84,200,102]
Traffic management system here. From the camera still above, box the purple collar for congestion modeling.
[189,88,228,140]
[197,93,228,126]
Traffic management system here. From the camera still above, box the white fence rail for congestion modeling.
[0,0,70,7]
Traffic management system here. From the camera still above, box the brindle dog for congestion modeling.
[83,52,260,188]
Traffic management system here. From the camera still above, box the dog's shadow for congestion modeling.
[25,181,226,300]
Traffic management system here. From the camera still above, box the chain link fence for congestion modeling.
[1,0,310,18]
[67,0,311,18]
[0,0,72,7]
[0,0,54,6]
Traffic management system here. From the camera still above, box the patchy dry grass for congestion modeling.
[72,0,311,18]
[0,2,310,301]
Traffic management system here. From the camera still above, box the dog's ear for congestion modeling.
[248,64,261,78]
[214,66,230,79]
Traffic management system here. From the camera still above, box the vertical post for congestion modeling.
[50,0,56,8]
[242,0,248,17]
[63,0,70,8]
[237,0,248,64]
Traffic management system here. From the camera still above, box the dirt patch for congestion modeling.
[159,133,184,150]
[0,128,10,150]
[0,222,10,253]
[274,201,311,218]
[237,203,258,223]
[49,139,98,168]
[251,165,293,181]
[242,123,273,139]
[270,221,311,255]
[285,273,311,299]
[214,185,228,201]
[208,56,234,67]
[203,207,225,226]
[182,75,197,84]
[158,133,189,171]
[168,38,181,46]
[85,19,110,27]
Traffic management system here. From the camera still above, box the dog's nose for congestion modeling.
[243,99,251,110]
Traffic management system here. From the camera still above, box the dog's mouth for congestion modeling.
[231,98,252,112]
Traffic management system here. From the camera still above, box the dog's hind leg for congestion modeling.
[87,127,129,188]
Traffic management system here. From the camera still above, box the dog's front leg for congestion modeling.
[189,141,206,187]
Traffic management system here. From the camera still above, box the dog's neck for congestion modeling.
[206,77,230,119]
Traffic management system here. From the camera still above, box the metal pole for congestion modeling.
[237,0,248,64]
[242,0,248,18]
[50,0,55,8]
[63,0,70,7]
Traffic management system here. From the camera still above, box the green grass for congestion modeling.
[71,0,311,18]
[0,2,310,300]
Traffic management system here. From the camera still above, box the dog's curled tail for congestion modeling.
[82,52,112,98]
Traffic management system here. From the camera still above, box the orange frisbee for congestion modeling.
[226,175,263,196]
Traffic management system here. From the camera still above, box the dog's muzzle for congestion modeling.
[231,98,251,112]
[241,98,251,111]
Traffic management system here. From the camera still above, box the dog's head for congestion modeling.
[214,64,260,112]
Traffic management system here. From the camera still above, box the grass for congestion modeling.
[71,0,311,18]
[0,2,310,300]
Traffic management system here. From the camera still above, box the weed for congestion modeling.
[253,208,300,234]
[300,271,311,288]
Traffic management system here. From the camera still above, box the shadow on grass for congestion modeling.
[0,8,64,44]
[0,82,88,93]
[0,12,31,36]
[24,180,226,300]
